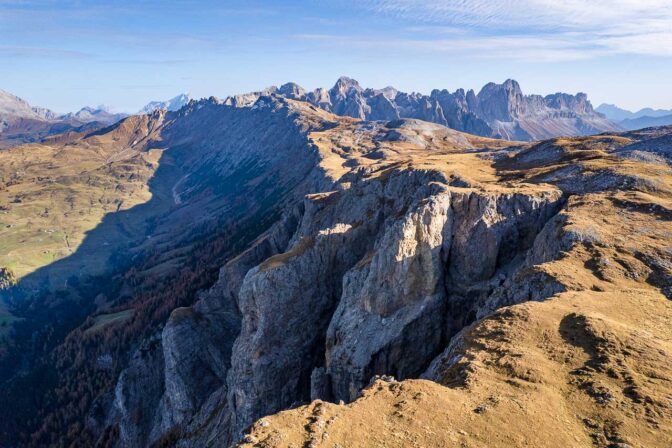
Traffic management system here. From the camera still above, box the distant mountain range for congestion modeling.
[4,81,671,149]
[0,89,128,148]
[0,89,127,127]
[231,77,620,141]
[59,105,128,125]
[597,103,672,130]
[597,103,672,121]
[0,89,199,148]
[618,114,672,130]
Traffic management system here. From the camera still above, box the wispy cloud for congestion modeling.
[337,0,672,60]
[101,58,193,66]
[0,45,91,59]
[357,0,672,30]
[295,33,601,62]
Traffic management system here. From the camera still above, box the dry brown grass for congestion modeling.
[0,116,164,281]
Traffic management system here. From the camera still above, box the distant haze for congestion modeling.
[1,0,672,113]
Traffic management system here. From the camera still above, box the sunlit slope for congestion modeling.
[0,115,167,284]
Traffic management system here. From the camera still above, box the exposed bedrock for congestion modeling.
[111,169,565,446]
[225,170,564,440]
[323,185,564,403]
[112,209,302,447]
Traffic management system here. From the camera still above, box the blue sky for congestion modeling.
[2,0,671,113]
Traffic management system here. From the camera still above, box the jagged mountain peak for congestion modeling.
[544,91,592,114]
[502,78,522,91]
[60,105,128,125]
[475,79,527,122]
[141,93,192,114]
[76,105,108,115]
[379,86,398,100]
[334,75,360,85]
[330,76,363,96]
[278,82,306,99]
[596,103,635,121]
[477,78,522,96]
[0,88,41,119]
[31,106,58,120]
[257,77,616,141]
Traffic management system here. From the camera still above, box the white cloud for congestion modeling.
[338,0,672,59]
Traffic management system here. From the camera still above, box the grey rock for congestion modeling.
[310,367,330,401]
[100,91,636,448]
[266,77,620,140]
[366,93,399,121]
[110,160,566,446]
[278,82,306,99]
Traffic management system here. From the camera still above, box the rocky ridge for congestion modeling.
[140,94,192,114]
[230,77,620,141]
[58,106,128,125]
[0,88,126,148]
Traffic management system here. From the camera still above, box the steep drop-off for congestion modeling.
[0,95,341,445]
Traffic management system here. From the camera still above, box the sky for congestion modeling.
[1,0,672,113]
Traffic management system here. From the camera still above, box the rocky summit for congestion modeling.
[0,88,670,448]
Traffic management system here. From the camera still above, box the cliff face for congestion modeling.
[101,97,671,447]
[225,174,562,437]
[113,181,564,446]
[105,110,537,446]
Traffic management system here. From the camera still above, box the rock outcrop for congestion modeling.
[113,170,564,446]
[101,94,653,447]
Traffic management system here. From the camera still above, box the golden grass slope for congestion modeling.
[308,117,517,183]
[0,116,164,282]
